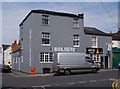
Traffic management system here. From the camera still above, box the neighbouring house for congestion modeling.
[4,46,12,67]
[12,9,113,73]
[2,44,11,65]
[11,40,20,69]
[84,27,112,69]
[110,29,120,68]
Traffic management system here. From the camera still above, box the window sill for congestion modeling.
[42,44,50,46]
[42,24,49,26]
[40,62,53,63]
[91,46,98,48]
[74,45,80,47]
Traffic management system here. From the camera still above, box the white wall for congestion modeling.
[4,46,12,67]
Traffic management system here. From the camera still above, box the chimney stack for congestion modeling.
[109,31,112,34]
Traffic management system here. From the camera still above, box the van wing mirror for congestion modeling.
[85,57,92,62]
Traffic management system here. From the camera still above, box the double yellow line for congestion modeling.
[112,79,120,89]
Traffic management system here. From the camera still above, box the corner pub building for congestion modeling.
[12,9,112,73]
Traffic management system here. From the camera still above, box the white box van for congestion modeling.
[55,53,99,75]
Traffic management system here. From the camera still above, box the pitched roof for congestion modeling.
[2,44,11,51]
[84,27,112,36]
[112,35,120,41]
[19,9,83,26]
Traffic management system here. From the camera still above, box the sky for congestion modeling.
[1,2,119,46]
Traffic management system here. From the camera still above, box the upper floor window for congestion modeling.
[16,57,17,63]
[73,19,79,28]
[21,39,23,49]
[42,15,49,25]
[73,35,80,47]
[91,37,98,48]
[42,32,50,46]
[13,58,14,64]
[21,56,23,63]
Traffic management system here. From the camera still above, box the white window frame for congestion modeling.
[21,56,23,63]
[73,35,80,47]
[13,58,14,64]
[16,57,17,63]
[21,39,23,49]
[40,52,54,63]
[42,33,50,46]
[73,19,79,28]
[42,15,49,25]
[91,36,98,48]
[92,54,101,62]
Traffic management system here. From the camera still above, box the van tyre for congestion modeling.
[92,68,97,73]
[64,70,71,75]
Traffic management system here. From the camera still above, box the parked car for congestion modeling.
[1,65,11,73]
[54,53,99,75]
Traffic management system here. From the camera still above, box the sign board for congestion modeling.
[108,44,111,51]
[86,48,103,54]
[53,47,75,52]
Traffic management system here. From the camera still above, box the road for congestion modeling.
[2,70,120,89]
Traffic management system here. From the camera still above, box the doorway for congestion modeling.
[105,56,108,68]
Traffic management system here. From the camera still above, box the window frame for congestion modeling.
[21,39,23,50]
[13,57,14,64]
[42,32,50,46]
[40,52,54,63]
[16,57,17,63]
[42,15,49,25]
[73,19,79,28]
[91,36,98,48]
[21,56,23,63]
[73,34,80,47]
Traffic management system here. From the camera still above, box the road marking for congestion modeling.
[9,73,18,77]
[78,81,87,83]
[89,80,96,83]
[109,79,117,81]
[54,84,59,86]
[100,79,107,81]
[115,80,120,89]
[67,83,75,85]
[32,85,46,89]
[112,80,119,89]
[32,86,42,87]
[44,85,52,87]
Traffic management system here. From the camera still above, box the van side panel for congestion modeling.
[57,53,88,69]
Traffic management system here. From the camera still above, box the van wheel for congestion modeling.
[64,70,71,75]
[92,68,97,73]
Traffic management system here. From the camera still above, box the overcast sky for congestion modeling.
[1,2,119,45]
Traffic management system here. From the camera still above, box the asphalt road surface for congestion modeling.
[2,70,120,89]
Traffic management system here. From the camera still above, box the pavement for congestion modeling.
[10,70,54,77]
[10,69,119,77]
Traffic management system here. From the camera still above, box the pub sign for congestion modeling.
[86,48,103,54]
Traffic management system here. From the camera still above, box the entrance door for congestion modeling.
[105,56,108,68]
